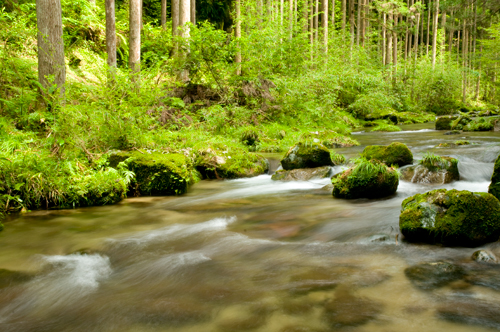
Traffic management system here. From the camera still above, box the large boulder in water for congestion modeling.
[488,153,500,200]
[281,142,333,170]
[400,155,459,184]
[399,189,500,246]
[361,142,413,167]
[435,116,457,130]
[271,166,331,181]
[332,159,399,199]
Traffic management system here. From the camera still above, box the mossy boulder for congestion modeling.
[450,115,472,130]
[488,153,500,200]
[435,116,458,130]
[332,160,399,199]
[281,142,334,170]
[400,155,459,184]
[361,142,413,167]
[464,117,495,132]
[271,166,331,181]
[195,148,269,179]
[109,151,196,196]
[400,189,500,246]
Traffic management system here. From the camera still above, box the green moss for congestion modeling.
[450,115,472,130]
[195,148,269,179]
[332,159,399,199]
[488,153,500,201]
[281,142,334,170]
[398,112,434,124]
[435,116,457,130]
[454,140,470,145]
[299,130,359,148]
[400,189,500,246]
[361,142,413,167]
[109,151,195,196]
[370,123,401,132]
[463,117,495,132]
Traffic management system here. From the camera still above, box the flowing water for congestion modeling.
[2,123,500,332]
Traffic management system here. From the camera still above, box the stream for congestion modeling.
[2,122,500,332]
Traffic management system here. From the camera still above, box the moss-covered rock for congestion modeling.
[435,116,457,130]
[361,142,413,167]
[109,151,196,196]
[400,155,459,184]
[332,159,399,199]
[195,148,269,179]
[400,189,500,246]
[450,115,472,130]
[397,112,435,124]
[464,117,495,132]
[271,166,331,181]
[281,142,334,170]
[488,153,500,200]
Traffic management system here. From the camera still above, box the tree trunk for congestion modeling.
[235,0,241,75]
[414,12,419,62]
[281,0,284,28]
[323,0,328,53]
[172,0,179,54]
[179,0,190,80]
[448,10,453,55]
[304,0,309,33]
[462,17,467,103]
[393,12,397,67]
[105,0,117,74]
[341,0,346,36]
[191,0,196,25]
[289,0,293,39]
[431,0,439,68]
[314,0,319,43]
[356,0,360,46]
[382,12,386,65]
[387,11,392,66]
[36,0,65,100]
[129,0,141,87]
[161,0,167,29]
[426,0,430,56]
[331,0,335,37]
[349,0,354,49]
[441,10,446,60]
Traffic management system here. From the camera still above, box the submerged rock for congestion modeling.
[404,261,464,290]
[0,269,34,288]
[281,142,334,170]
[443,130,461,135]
[488,153,500,200]
[332,160,399,199]
[438,299,500,330]
[323,287,382,327]
[399,189,500,246]
[472,250,498,264]
[271,166,331,181]
[435,116,458,130]
[400,156,459,184]
[109,150,196,196]
[361,142,413,167]
[195,148,269,179]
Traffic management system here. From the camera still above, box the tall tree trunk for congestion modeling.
[393,12,397,67]
[172,0,179,54]
[387,11,392,66]
[462,17,467,103]
[331,0,335,38]
[426,0,431,55]
[356,0,361,46]
[365,0,370,46]
[161,0,167,29]
[441,10,446,60]
[129,0,141,87]
[289,0,293,39]
[314,0,319,43]
[36,0,65,100]
[341,0,346,36]
[105,0,117,76]
[179,0,190,81]
[382,12,386,65]
[456,29,460,65]
[431,0,439,68]
[235,0,241,75]
[304,0,309,33]
[191,0,196,25]
[323,0,328,53]
[281,0,284,29]
[349,0,354,49]
[448,10,453,54]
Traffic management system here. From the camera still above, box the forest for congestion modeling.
[0,0,499,224]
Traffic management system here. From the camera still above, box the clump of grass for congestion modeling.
[331,152,346,165]
[419,152,457,171]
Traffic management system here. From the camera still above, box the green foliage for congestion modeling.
[463,117,495,132]
[371,123,401,132]
[361,142,413,167]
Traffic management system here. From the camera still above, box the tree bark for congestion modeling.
[105,0,117,72]
[289,0,293,39]
[161,0,167,29]
[129,0,141,87]
[387,11,392,66]
[382,12,386,65]
[393,12,397,67]
[235,0,241,75]
[349,0,354,49]
[414,12,420,63]
[341,0,346,36]
[36,0,65,100]
[462,17,467,103]
[304,0,309,33]
[323,0,328,53]
[314,0,319,43]
[356,0,361,46]
[431,0,439,68]
[191,0,196,25]
[172,0,179,54]
[331,0,335,37]
[441,10,446,59]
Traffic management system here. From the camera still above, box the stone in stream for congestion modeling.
[438,299,500,330]
[471,250,498,264]
[195,147,269,179]
[280,142,334,170]
[332,160,399,199]
[0,269,34,288]
[435,116,458,130]
[488,153,500,201]
[400,155,459,184]
[443,130,461,135]
[404,261,465,290]
[271,166,331,181]
[323,286,382,327]
[361,142,413,167]
[399,189,500,246]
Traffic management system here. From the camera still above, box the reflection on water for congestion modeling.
[1,123,500,331]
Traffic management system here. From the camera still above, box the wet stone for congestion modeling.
[404,261,465,290]
[271,166,332,181]
[323,287,382,327]
[444,130,461,135]
[438,299,500,330]
[472,250,498,264]
[463,264,500,291]
[0,269,34,288]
